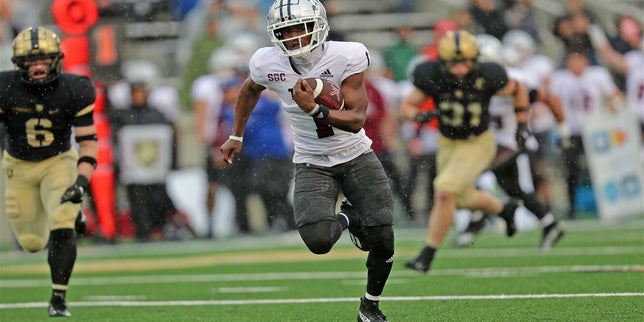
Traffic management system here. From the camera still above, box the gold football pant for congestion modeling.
[2,149,80,252]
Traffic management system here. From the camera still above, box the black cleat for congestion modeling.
[339,199,369,251]
[74,211,87,236]
[453,211,488,247]
[499,200,519,237]
[357,297,388,322]
[48,300,71,317]
[404,256,431,273]
[540,222,565,251]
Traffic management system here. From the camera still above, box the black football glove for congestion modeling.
[414,111,439,124]
[515,122,529,151]
[61,175,90,204]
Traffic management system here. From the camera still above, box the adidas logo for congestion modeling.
[320,69,333,78]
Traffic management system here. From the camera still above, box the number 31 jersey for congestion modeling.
[249,41,372,167]
[411,61,508,140]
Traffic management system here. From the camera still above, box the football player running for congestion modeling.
[0,27,97,317]
[452,33,567,251]
[219,1,394,321]
[401,30,529,273]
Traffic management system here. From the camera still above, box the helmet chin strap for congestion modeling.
[291,43,325,74]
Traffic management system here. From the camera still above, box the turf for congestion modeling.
[1,216,643,321]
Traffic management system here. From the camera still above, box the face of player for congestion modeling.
[275,23,313,51]
[446,59,475,79]
[565,53,588,76]
[24,57,54,82]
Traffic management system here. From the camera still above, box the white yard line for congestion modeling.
[1,292,643,309]
[1,264,642,288]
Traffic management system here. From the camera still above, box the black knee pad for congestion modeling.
[364,225,395,259]
[298,220,343,255]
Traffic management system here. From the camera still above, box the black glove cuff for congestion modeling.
[75,175,90,189]
[414,111,439,124]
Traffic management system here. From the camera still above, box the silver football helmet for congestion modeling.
[501,29,536,66]
[476,34,502,64]
[266,0,329,57]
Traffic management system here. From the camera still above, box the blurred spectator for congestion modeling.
[383,26,418,82]
[607,15,642,91]
[321,0,345,41]
[228,77,295,233]
[552,0,603,66]
[191,49,227,238]
[503,0,541,43]
[366,49,410,219]
[191,34,263,237]
[548,47,623,219]
[218,76,294,235]
[419,18,460,62]
[588,22,644,138]
[451,8,481,35]
[109,81,191,241]
[178,6,225,110]
[468,0,509,39]
[363,71,409,221]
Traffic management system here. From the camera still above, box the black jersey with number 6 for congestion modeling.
[0,71,95,162]
[411,61,508,140]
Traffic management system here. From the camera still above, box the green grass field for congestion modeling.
[1,216,643,321]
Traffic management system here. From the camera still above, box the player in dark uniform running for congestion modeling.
[400,30,530,273]
[0,26,97,317]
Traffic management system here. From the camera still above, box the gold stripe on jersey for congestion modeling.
[75,104,95,117]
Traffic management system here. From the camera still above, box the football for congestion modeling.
[303,77,344,110]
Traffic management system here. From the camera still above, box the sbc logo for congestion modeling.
[590,128,627,154]
[602,174,641,203]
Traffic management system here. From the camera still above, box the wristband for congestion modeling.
[307,104,321,116]
[77,156,97,169]
[75,134,98,142]
[228,135,243,143]
[514,106,528,113]
[311,105,330,119]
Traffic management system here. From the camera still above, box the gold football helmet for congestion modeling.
[438,30,479,62]
[11,26,64,84]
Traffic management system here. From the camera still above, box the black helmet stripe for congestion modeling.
[278,0,294,21]
[454,31,461,56]
[30,27,39,50]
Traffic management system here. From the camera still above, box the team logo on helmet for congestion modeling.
[438,30,478,62]
[11,26,64,85]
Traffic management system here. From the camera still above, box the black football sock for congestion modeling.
[364,226,394,297]
[50,289,67,304]
[48,229,77,286]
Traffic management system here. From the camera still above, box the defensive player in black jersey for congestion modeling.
[400,30,530,273]
[0,27,97,317]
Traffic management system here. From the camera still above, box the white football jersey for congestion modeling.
[489,67,527,150]
[549,66,618,135]
[249,41,372,167]
[191,75,224,144]
[520,55,557,133]
[520,55,554,90]
[624,50,644,122]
